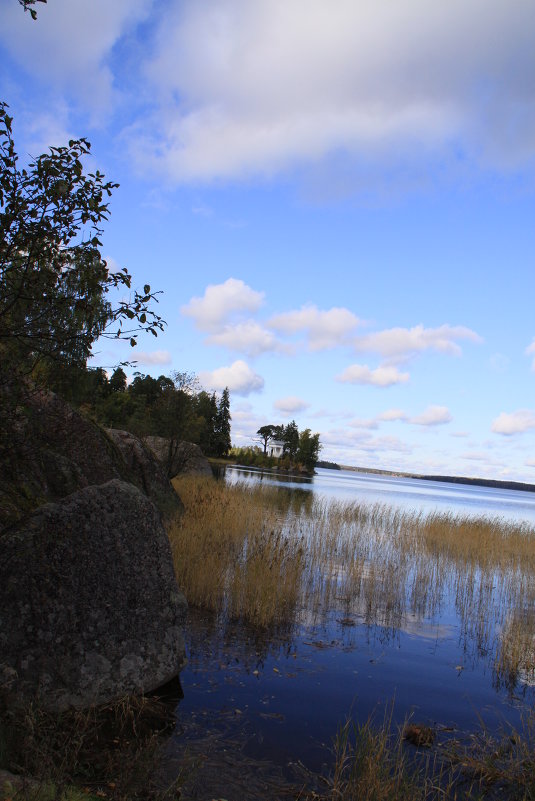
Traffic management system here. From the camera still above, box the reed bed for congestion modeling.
[169,476,535,684]
[304,707,535,801]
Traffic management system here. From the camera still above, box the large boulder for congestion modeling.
[0,480,187,712]
[144,436,212,478]
[0,389,182,529]
[106,429,185,518]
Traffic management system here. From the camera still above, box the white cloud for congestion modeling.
[198,359,264,396]
[526,339,535,370]
[349,418,378,430]
[0,0,153,116]
[336,363,410,387]
[181,278,264,332]
[461,451,489,462]
[353,324,482,362]
[128,0,535,183]
[411,405,452,426]
[206,321,285,357]
[132,350,172,366]
[526,459,535,468]
[451,431,469,438]
[269,305,360,350]
[377,408,408,422]
[274,396,310,414]
[492,409,535,436]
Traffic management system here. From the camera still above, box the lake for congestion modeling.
[164,467,535,800]
[225,465,535,524]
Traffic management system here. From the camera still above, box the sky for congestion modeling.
[1,0,535,481]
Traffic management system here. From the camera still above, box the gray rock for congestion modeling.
[0,390,182,529]
[106,429,185,519]
[144,436,212,478]
[0,480,187,712]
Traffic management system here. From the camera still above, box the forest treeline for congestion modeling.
[45,363,232,459]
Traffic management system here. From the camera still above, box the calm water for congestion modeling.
[165,467,535,799]
[225,465,535,524]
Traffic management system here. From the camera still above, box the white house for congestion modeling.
[269,440,284,458]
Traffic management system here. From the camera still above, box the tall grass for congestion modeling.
[303,707,535,801]
[169,475,535,683]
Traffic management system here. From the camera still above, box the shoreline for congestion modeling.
[337,464,535,494]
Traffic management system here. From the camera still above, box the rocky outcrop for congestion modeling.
[0,389,182,530]
[144,436,212,478]
[0,480,187,712]
[106,429,185,518]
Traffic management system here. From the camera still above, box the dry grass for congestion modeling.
[169,475,535,682]
[300,707,535,801]
[0,695,182,801]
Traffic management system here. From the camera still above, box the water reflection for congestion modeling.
[224,465,535,524]
[165,470,535,797]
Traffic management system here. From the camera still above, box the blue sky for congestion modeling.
[2,0,535,480]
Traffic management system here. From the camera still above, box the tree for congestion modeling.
[18,0,46,21]
[0,103,164,380]
[109,367,127,393]
[214,387,231,457]
[296,428,322,472]
[282,420,300,459]
[194,391,218,456]
[256,424,276,455]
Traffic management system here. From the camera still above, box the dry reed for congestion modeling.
[169,475,535,684]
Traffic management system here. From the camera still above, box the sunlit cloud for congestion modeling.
[269,305,361,350]
[377,408,408,422]
[274,396,310,414]
[181,278,264,332]
[353,324,482,362]
[411,405,452,426]
[349,418,378,430]
[199,359,264,396]
[132,350,172,366]
[206,321,286,357]
[336,363,410,387]
[492,409,535,436]
[121,0,535,186]
[0,0,153,117]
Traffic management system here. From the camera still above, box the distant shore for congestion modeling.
[336,464,535,494]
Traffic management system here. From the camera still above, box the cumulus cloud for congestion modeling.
[353,324,482,362]
[126,0,535,183]
[181,278,264,332]
[206,321,286,357]
[269,305,360,350]
[198,359,264,396]
[132,350,172,366]
[526,339,535,370]
[336,363,410,387]
[492,409,535,436]
[0,0,152,115]
[411,405,452,426]
[274,396,310,414]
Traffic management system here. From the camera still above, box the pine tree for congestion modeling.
[215,387,231,457]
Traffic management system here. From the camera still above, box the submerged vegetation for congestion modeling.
[170,476,535,689]
[164,475,535,799]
